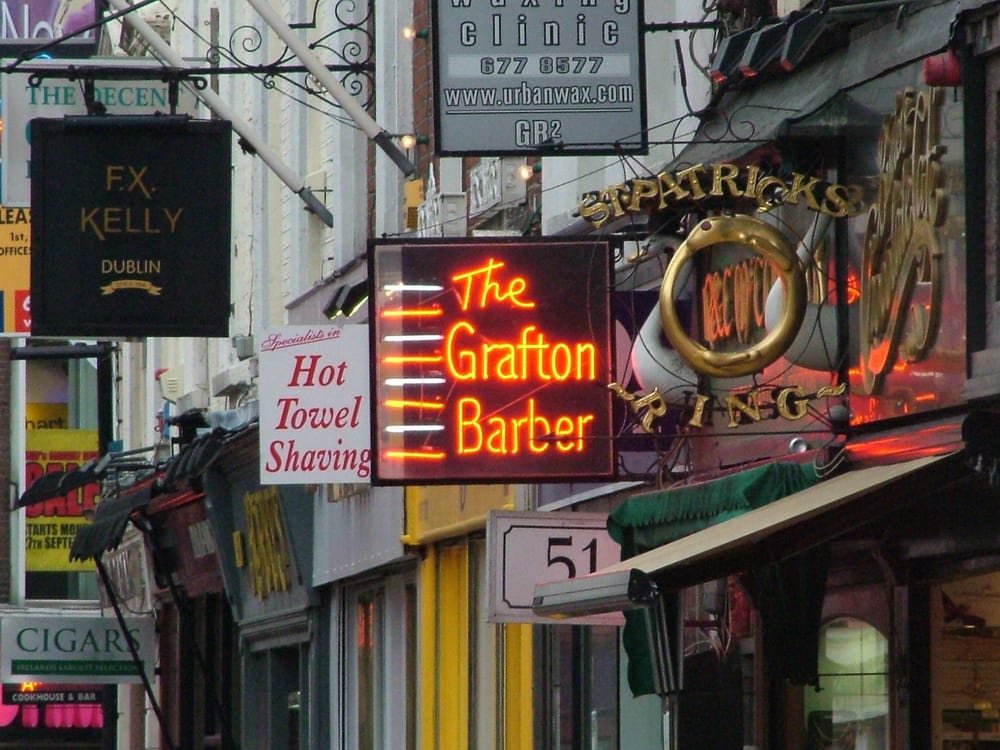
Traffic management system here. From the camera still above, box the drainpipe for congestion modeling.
[105,0,335,228]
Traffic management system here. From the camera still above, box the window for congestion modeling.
[356,588,385,750]
[542,624,620,750]
[24,354,102,602]
[805,617,889,750]
[344,575,417,750]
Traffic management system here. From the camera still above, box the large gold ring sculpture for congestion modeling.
[659,214,807,378]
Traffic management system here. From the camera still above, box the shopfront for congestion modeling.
[312,479,415,750]
[201,423,318,750]
[534,0,1000,747]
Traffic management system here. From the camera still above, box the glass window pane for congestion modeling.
[806,617,888,750]
[357,589,384,750]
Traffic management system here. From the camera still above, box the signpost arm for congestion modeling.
[244,0,416,177]
[95,557,178,750]
[104,0,335,227]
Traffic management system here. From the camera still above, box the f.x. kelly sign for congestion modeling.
[29,116,232,337]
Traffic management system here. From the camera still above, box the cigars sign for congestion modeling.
[370,238,614,484]
[29,116,232,337]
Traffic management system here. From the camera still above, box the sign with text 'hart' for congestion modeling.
[258,325,372,484]
[29,116,232,337]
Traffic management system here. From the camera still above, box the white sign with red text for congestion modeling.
[258,325,371,484]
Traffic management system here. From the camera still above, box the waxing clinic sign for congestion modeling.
[29,116,232,337]
[258,325,372,483]
[370,238,614,484]
[433,0,646,154]
[0,614,155,685]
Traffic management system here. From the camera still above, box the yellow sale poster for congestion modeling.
[24,429,99,572]
[0,207,31,336]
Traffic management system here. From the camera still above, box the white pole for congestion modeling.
[105,0,334,227]
[244,0,417,177]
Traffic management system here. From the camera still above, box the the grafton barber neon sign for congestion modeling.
[370,239,614,484]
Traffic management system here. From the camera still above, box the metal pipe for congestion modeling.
[105,0,335,227]
[95,557,178,750]
[245,0,417,177]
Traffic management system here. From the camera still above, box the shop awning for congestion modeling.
[607,460,822,557]
[13,457,109,510]
[69,480,156,561]
[669,0,984,169]
[534,451,964,608]
[534,451,968,693]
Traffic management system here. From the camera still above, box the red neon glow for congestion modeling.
[385,399,445,410]
[383,449,447,461]
[844,270,861,304]
[452,258,536,311]
[372,240,615,482]
[382,355,443,365]
[380,307,443,318]
[444,322,597,382]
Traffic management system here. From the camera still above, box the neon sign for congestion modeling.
[370,239,614,484]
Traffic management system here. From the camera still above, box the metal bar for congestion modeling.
[245,0,416,177]
[95,557,178,750]
[15,62,373,81]
[106,0,335,227]
[10,344,113,360]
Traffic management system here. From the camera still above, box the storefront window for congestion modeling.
[544,624,620,750]
[805,617,888,750]
[345,575,416,749]
[356,589,385,750]
[24,355,101,602]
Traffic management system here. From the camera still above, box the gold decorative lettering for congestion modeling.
[243,487,291,600]
[860,87,946,394]
[608,381,846,431]
[577,162,860,229]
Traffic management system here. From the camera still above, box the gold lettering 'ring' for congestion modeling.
[659,214,807,378]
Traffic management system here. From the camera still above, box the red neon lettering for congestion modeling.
[452,258,535,311]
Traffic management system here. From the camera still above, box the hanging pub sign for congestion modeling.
[369,237,614,484]
[29,116,232,337]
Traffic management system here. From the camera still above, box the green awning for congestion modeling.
[609,462,823,557]
[609,462,824,696]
